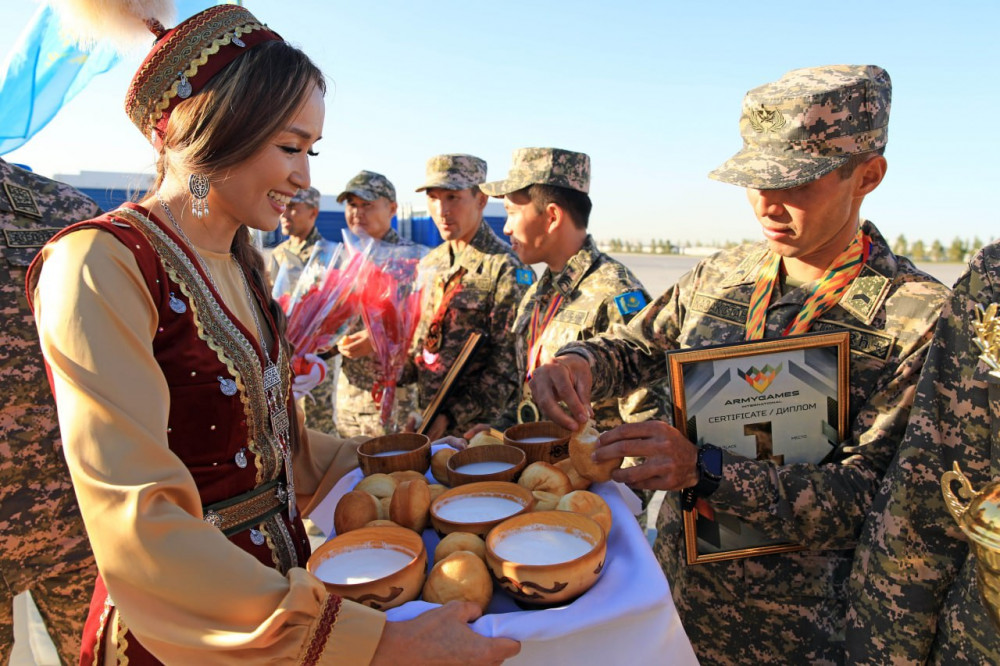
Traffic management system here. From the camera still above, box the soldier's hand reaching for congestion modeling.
[597,421,699,491]
[528,355,593,430]
[338,330,373,358]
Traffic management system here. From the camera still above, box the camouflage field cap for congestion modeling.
[415,154,487,192]
[709,65,891,190]
[480,148,590,197]
[289,186,321,208]
[336,171,396,203]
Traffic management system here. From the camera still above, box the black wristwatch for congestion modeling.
[680,444,724,511]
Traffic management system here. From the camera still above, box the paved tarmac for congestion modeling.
[8,252,968,664]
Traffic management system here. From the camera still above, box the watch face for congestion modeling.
[700,445,724,480]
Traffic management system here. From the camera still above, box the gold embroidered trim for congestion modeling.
[204,478,283,535]
[112,208,288,479]
[262,512,298,573]
[150,23,265,130]
[92,595,113,666]
[115,610,129,665]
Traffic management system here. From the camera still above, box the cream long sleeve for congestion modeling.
[33,228,384,665]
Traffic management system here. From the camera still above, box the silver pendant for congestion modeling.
[217,376,238,396]
[232,35,246,47]
[204,510,222,529]
[169,292,186,314]
[276,483,288,503]
[234,448,247,469]
[176,73,192,99]
[263,362,281,391]
[249,528,265,546]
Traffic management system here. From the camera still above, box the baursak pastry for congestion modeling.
[468,431,504,448]
[556,458,592,491]
[569,421,622,483]
[434,532,487,564]
[390,470,428,485]
[333,490,379,535]
[422,551,493,611]
[431,449,456,485]
[356,473,398,499]
[518,461,573,497]
[427,483,447,503]
[531,490,561,512]
[365,519,399,528]
[389,479,431,533]
[377,496,392,521]
[557,490,613,536]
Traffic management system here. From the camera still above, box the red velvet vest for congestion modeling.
[28,204,310,665]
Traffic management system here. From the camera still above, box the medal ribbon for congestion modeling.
[745,226,870,340]
[423,267,467,354]
[526,292,564,379]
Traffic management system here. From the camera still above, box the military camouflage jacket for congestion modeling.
[337,228,415,435]
[559,221,949,664]
[499,235,666,430]
[0,160,99,582]
[266,225,324,286]
[406,221,532,435]
[846,241,1000,665]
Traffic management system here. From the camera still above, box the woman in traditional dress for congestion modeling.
[27,4,518,664]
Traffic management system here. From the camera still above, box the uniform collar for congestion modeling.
[721,220,894,326]
[451,219,495,274]
[538,235,600,297]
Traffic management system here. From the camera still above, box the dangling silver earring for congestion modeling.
[188,173,210,219]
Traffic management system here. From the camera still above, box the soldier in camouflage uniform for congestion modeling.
[479,147,666,430]
[0,158,99,664]
[406,154,533,439]
[333,171,416,437]
[846,242,1000,664]
[265,186,338,433]
[529,65,950,664]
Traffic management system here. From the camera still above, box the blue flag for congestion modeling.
[0,1,231,155]
[0,5,118,155]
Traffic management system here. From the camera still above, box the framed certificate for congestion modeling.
[666,331,850,564]
[416,332,482,435]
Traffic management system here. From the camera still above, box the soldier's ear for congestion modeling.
[546,202,564,233]
[855,155,887,197]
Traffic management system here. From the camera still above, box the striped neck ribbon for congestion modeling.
[745,226,870,340]
[526,292,564,378]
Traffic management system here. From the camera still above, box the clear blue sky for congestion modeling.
[2,0,998,245]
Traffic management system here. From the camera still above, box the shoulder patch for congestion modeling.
[3,180,41,218]
[516,268,534,285]
[614,290,647,316]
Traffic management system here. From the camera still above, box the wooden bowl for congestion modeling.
[357,433,431,476]
[307,525,427,611]
[486,510,607,606]
[446,444,526,487]
[429,481,534,537]
[503,421,571,464]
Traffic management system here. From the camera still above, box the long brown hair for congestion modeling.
[150,40,325,450]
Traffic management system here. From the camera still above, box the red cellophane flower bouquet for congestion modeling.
[357,242,428,429]
[279,234,373,376]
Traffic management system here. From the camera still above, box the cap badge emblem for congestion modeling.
[747,105,786,134]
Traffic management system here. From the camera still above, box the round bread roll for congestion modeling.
[427,483,447,503]
[389,479,431,533]
[434,532,487,564]
[557,490,613,536]
[570,422,622,483]
[468,431,503,448]
[518,461,573,497]
[333,490,379,535]
[390,470,428,485]
[422,551,492,611]
[356,473,398,499]
[556,458,592,491]
[431,449,456,485]
[364,519,399,528]
[531,490,561,511]
[377,497,392,520]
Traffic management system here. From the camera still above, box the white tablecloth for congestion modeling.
[308,445,698,665]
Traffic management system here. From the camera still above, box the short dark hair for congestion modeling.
[523,184,592,229]
[837,147,886,179]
